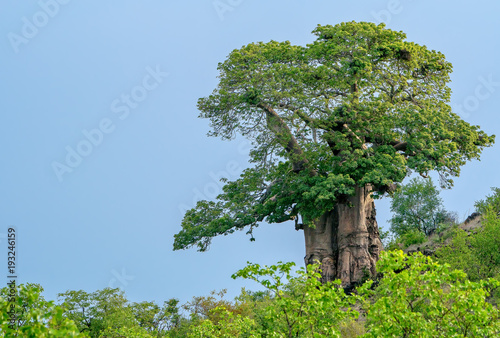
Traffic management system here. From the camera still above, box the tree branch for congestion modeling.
[392,141,408,151]
[277,103,332,130]
[257,103,316,175]
[342,123,367,150]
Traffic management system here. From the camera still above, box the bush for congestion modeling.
[360,250,500,337]
[187,254,500,337]
[400,228,427,247]
[230,262,359,337]
[436,208,500,282]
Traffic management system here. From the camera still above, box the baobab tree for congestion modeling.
[173,22,494,286]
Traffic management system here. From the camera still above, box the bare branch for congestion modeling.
[342,124,368,150]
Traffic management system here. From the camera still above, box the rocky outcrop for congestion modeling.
[404,212,483,256]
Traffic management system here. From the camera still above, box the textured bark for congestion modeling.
[303,185,383,287]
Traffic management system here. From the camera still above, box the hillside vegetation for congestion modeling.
[1,183,500,337]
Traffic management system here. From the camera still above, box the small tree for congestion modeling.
[475,187,500,214]
[389,177,453,237]
[131,299,181,336]
[58,287,146,337]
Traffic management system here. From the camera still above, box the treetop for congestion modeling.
[174,21,494,251]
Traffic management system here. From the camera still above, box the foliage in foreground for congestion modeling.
[0,283,83,337]
[185,251,500,337]
[1,251,499,337]
[230,262,359,337]
[361,251,500,337]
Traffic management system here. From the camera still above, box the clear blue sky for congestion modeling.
[1,0,499,305]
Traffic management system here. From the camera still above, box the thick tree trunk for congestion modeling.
[303,185,383,287]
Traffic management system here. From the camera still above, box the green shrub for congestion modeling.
[230,262,359,337]
[436,208,500,282]
[400,228,427,247]
[360,250,500,337]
